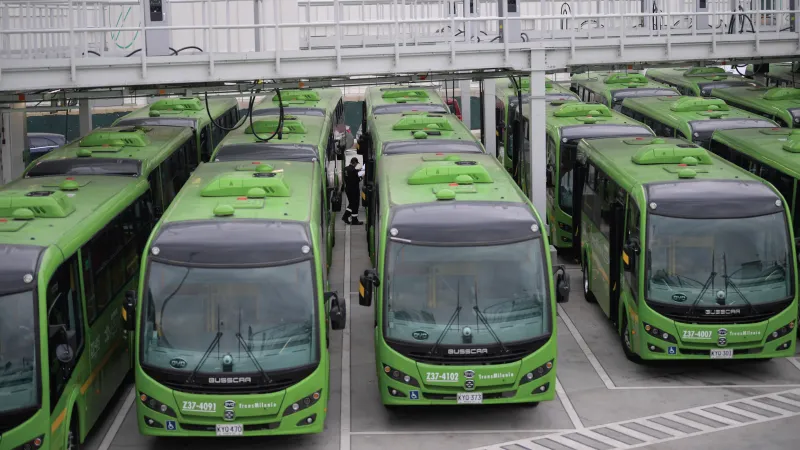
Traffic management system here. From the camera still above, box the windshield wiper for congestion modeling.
[688,250,717,315]
[186,331,222,385]
[722,253,759,314]
[428,306,461,356]
[235,333,273,385]
[472,306,509,354]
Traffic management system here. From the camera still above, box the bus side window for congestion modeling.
[598,169,618,240]
[200,126,212,163]
[47,254,83,410]
[148,170,166,218]
[624,201,640,303]
[320,190,328,276]
[582,163,599,225]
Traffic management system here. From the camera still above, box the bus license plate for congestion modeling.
[457,393,483,404]
[215,424,244,436]
[710,349,734,359]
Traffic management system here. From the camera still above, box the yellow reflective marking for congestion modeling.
[358,283,365,297]
[81,338,123,395]
[51,408,66,433]
[622,251,629,265]
[361,191,366,200]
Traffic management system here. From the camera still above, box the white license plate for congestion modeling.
[710,349,734,359]
[456,392,483,404]
[215,424,244,436]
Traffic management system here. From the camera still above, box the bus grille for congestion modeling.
[406,347,531,366]
[160,377,297,395]
[648,299,792,325]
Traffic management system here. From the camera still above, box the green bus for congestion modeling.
[619,96,778,147]
[505,101,654,250]
[570,72,678,111]
[494,77,579,171]
[709,86,800,128]
[121,159,346,437]
[0,126,198,449]
[758,62,799,87]
[23,125,198,218]
[571,136,797,361]
[357,149,570,407]
[359,112,485,260]
[208,115,342,268]
[645,67,762,97]
[113,97,241,164]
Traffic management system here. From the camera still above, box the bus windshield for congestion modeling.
[697,81,760,96]
[688,119,776,145]
[384,239,550,346]
[0,291,38,413]
[213,143,319,162]
[25,158,142,178]
[789,108,800,126]
[141,261,318,376]
[645,212,792,308]
[372,104,449,115]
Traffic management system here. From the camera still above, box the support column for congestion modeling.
[0,104,27,184]
[79,99,93,137]
[482,78,496,158]
[459,79,471,129]
[529,54,547,225]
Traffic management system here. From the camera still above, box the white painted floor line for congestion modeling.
[555,377,584,429]
[787,356,800,373]
[97,386,135,450]
[556,304,616,390]
[613,383,800,390]
[349,429,574,435]
[470,387,800,450]
[339,223,352,450]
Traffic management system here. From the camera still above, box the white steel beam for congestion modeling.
[460,79,472,129]
[79,99,93,136]
[0,104,27,184]
[529,51,546,221]
[482,78,496,159]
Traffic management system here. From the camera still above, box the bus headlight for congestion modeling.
[13,435,44,450]
[519,360,553,386]
[139,393,177,417]
[643,322,677,343]
[283,390,322,416]
[766,320,795,342]
[382,364,420,386]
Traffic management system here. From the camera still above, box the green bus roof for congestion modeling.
[710,86,800,127]
[365,85,449,115]
[371,111,484,156]
[578,136,762,193]
[24,125,195,178]
[157,160,318,225]
[711,127,800,179]
[0,174,147,256]
[620,96,778,138]
[645,67,762,95]
[570,71,678,104]
[252,88,342,115]
[211,114,329,161]
[539,101,652,136]
[496,77,578,104]
[112,97,239,128]
[379,152,529,206]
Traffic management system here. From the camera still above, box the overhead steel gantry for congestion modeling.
[2,0,800,214]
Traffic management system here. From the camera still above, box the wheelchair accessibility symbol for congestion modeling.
[668,346,677,355]
[409,390,420,400]
[166,420,177,431]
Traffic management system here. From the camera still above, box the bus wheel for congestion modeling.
[68,414,81,450]
[582,262,596,303]
[620,315,642,364]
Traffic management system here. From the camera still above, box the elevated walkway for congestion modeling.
[1,0,799,94]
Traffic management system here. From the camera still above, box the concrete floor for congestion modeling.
[83,214,800,450]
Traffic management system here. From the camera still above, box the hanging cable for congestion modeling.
[204,90,251,132]
[250,87,285,142]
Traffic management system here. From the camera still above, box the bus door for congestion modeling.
[571,159,586,259]
[609,201,626,328]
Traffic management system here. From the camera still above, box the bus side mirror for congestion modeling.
[624,237,641,255]
[359,269,380,307]
[56,343,75,364]
[122,290,137,331]
[554,265,570,303]
[327,292,347,330]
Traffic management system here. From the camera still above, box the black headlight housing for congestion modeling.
[283,389,322,416]
[382,364,420,387]
[643,322,677,343]
[519,360,553,386]
[139,392,177,417]
[12,435,44,450]
[766,320,795,342]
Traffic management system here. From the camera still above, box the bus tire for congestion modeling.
[582,260,596,304]
[68,411,81,450]
[620,314,642,364]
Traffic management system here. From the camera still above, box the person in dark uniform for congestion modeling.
[341,157,364,225]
